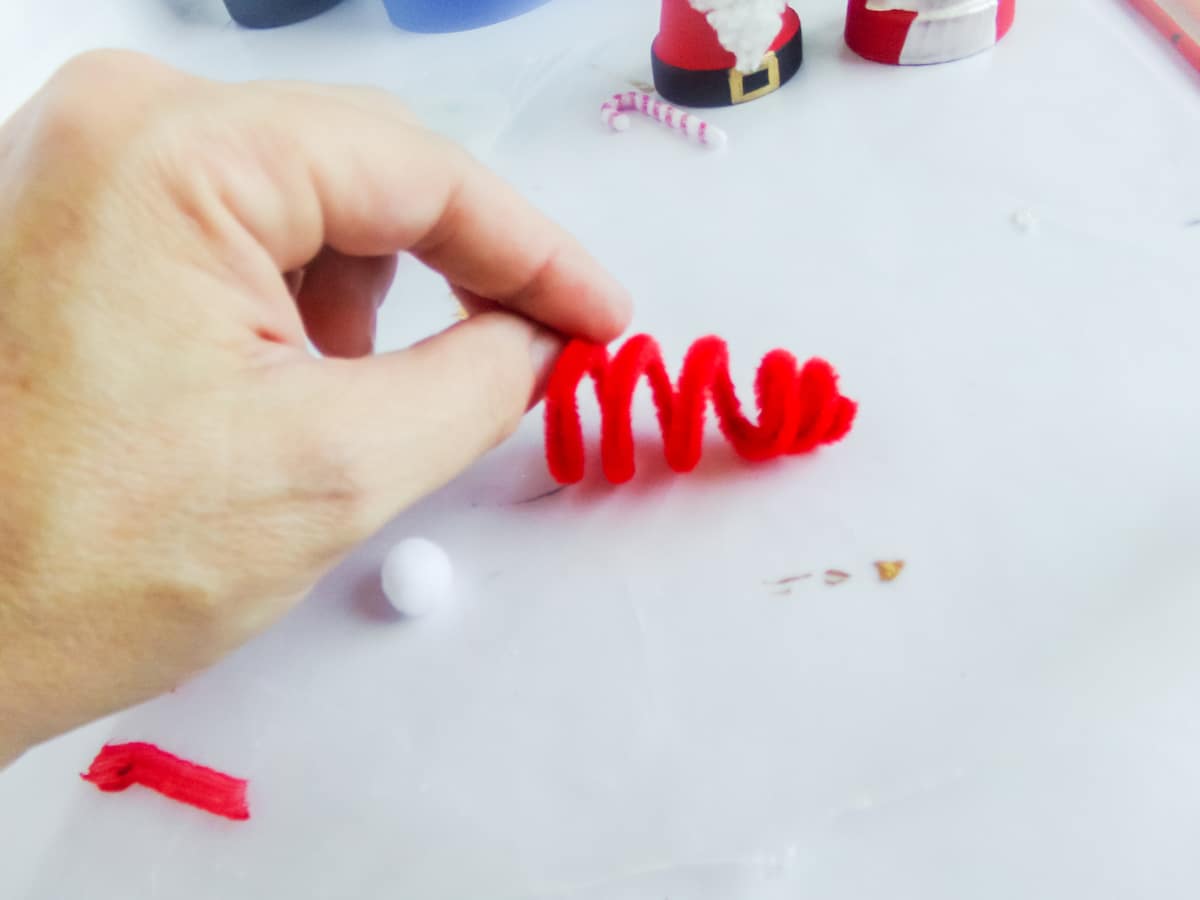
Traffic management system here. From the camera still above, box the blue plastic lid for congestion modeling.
[381,0,552,33]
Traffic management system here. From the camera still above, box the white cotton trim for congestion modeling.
[689,0,787,73]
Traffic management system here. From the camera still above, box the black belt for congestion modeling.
[652,24,804,108]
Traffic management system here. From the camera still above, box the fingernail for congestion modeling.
[530,328,563,374]
[610,282,635,332]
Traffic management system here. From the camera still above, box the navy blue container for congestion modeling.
[223,0,345,28]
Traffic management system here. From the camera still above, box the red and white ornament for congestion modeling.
[845,0,1016,66]
[652,0,805,107]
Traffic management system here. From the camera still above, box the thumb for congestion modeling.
[269,311,562,549]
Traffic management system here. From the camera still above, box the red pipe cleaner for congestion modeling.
[81,742,250,821]
[544,334,857,484]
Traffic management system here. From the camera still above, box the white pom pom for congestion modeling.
[381,538,453,618]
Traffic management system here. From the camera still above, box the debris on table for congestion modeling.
[1012,208,1039,235]
[824,569,851,586]
[764,561,907,593]
[875,560,906,582]
[766,573,813,596]
[765,574,814,586]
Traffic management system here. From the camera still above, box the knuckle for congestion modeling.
[152,573,229,633]
[38,51,176,156]
[48,50,156,111]
[251,371,382,551]
[55,48,153,82]
[294,428,379,543]
[40,73,107,138]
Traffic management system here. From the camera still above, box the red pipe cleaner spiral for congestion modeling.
[82,742,250,821]
[544,334,857,484]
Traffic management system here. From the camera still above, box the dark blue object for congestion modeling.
[381,0,551,32]
[222,0,345,28]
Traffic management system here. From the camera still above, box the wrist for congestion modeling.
[0,593,44,769]
[0,659,34,768]
[0,736,27,769]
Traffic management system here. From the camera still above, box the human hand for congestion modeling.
[0,51,630,765]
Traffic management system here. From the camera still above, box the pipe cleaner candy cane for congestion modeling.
[544,335,856,484]
[600,91,728,150]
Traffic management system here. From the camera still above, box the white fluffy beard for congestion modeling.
[689,0,787,73]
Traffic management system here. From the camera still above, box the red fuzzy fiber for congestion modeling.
[544,335,857,484]
[82,742,250,821]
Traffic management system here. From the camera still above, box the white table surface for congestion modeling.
[3,1,1200,898]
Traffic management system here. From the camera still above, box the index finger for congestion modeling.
[208,82,632,343]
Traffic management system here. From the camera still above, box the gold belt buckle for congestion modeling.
[729,51,781,105]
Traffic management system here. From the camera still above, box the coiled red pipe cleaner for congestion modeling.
[544,334,857,484]
[82,742,250,821]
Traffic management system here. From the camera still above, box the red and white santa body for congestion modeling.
[845,0,1016,66]
[652,0,804,107]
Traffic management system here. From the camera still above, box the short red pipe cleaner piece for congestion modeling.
[544,334,857,484]
[81,742,250,821]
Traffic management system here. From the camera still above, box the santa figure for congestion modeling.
[652,0,804,107]
[845,0,1016,65]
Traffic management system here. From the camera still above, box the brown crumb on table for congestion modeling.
[824,569,851,586]
[875,561,906,582]
[629,80,655,94]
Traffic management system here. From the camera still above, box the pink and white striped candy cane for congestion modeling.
[600,90,727,150]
